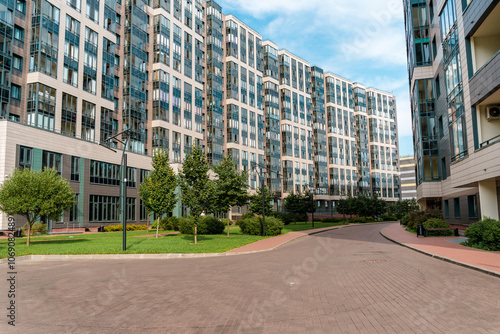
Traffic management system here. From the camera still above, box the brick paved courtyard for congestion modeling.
[2,223,500,333]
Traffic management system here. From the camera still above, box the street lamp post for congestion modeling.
[252,163,280,236]
[100,128,130,251]
[309,187,315,228]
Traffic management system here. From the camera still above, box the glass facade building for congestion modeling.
[0,0,400,230]
[403,0,500,224]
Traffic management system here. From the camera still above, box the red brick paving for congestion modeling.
[4,223,500,333]
[381,223,500,276]
[227,224,354,253]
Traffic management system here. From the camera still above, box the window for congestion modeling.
[90,160,120,186]
[454,197,461,218]
[13,54,23,70]
[11,84,21,100]
[19,146,32,170]
[127,198,136,221]
[67,0,81,12]
[441,157,447,179]
[89,195,120,222]
[69,194,79,222]
[71,156,80,182]
[468,195,478,219]
[435,75,440,97]
[438,116,443,139]
[14,25,24,41]
[15,0,26,14]
[127,167,137,188]
[42,150,62,174]
[444,200,450,218]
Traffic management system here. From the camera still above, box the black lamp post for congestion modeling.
[252,163,280,236]
[309,187,315,228]
[100,128,130,251]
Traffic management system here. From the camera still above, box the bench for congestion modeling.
[424,227,459,237]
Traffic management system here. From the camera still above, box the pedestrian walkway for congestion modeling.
[227,224,352,253]
[380,223,500,277]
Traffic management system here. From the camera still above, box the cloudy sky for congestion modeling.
[217,0,414,157]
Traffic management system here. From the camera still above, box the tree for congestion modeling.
[248,186,273,216]
[139,149,178,239]
[284,192,314,215]
[178,145,213,244]
[0,168,75,246]
[212,154,249,237]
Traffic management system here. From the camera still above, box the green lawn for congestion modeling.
[1,222,347,258]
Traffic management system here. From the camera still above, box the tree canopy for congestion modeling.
[211,154,249,236]
[178,145,213,243]
[284,192,315,214]
[139,148,178,238]
[0,168,75,246]
[248,186,273,216]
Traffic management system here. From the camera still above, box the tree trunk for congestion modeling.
[227,209,231,237]
[27,223,31,247]
[156,217,160,239]
[194,224,197,244]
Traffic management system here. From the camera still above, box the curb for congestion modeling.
[379,229,500,279]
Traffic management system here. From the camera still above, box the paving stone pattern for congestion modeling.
[2,223,500,333]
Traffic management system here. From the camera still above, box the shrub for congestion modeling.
[238,217,261,236]
[239,216,284,236]
[365,216,375,222]
[179,216,225,235]
[269,212,305,225]
[464,218,500,251]
[222,218,233,226]
[407,209,442,230]
[382,213,398,221]
[166,216,180,231]
[104,224,147,232]
[200,216,225,235]
[178,217,196,234]
[321,217,344,223]
[400,213,410,226]
[25,222,47,235]
[241,211,255,219]
[423,218,453,236]
[349,217,367,223]
[313,217,322,222]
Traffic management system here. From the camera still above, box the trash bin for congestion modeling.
[417,224,424,237]
[98,225,105,232]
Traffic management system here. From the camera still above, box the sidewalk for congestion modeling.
[227,224,353,253]
[380,223,500,277]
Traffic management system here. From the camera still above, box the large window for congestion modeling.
[90,160,120,186]
[71,156,80,182]
[127,198,136,221]
[467,195,478,219]
[42,150,62,174]
[69,194,79,222]
[444,199,450,218]
[89,195,119,222]
[454,197,461,218]
[19,146,32,170]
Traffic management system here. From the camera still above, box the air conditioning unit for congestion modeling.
[486,105,500,121]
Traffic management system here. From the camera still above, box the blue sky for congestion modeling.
[217,0,414,157]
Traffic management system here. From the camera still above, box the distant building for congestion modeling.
[399,156,416,200]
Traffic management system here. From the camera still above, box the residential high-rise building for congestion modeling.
[399,156,417,200]
[0,0,400,230]
[403,0,500,224]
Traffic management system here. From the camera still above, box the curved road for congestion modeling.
[3,223,500,333]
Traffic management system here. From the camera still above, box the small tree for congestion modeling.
[0,168,75,246]
[249,186,273,216]
[212,154,249,237]
[178,145,213,244]
[139,149,178,239]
